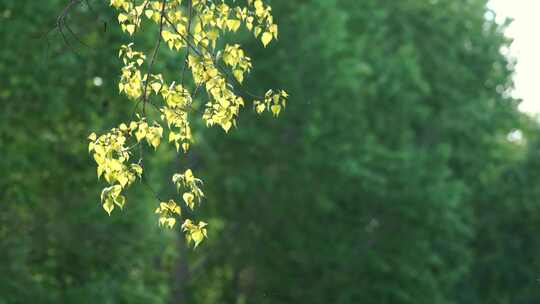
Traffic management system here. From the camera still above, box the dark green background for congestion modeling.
[1,0,539,303]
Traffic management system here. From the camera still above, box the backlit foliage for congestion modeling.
[87,0,288,247]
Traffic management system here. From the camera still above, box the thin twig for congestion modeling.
[56,0,83,55]
[142,0,167,114]
[139,0,167,165]
[180,0,193,87]
[141,174,164,202]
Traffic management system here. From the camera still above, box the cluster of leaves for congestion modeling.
[88,0,287,247]
[254,88,288,116]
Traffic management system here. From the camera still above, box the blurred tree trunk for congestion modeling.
[171,235,190,304]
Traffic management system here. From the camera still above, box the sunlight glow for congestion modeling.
[489,0,540,114]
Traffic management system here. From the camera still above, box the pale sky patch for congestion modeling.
[488,0,540,114]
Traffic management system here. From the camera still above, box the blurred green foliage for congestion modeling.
[0,1,175,303]
[1,0,540,303]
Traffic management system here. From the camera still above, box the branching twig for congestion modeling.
[181,0,193,87]
[55,0,85,55]
[139,0,167,165]
[163,15,265,101]
[142,0,167,114]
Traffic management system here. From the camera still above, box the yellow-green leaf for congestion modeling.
[261,32,272,47]
[114,195,126,209]
[233,69,244,83]
[88,132,97,141]
[185,169,194,183]
[183,192,195,209]
[151,82,161,94]
[118,13,128,23]
[256,103,266,114]
[222,121,232,133]
[271,104,281,116]
[192,230,203,247]
[226,19,241,32]
[103,198,114,216]
[126,24,135,35]
[144,9,154,19]
[166,218,176,229]
[182,142,189,153]
[162,30,174,42]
